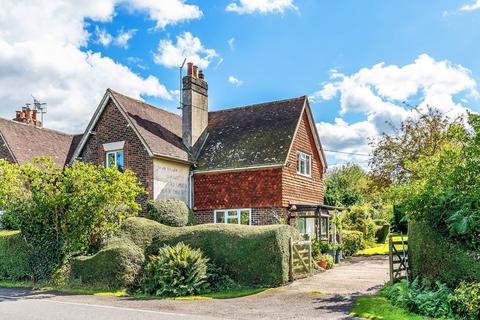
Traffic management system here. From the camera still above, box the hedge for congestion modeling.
[71,217,299,289]
[375,224,390,244]
[409,221,480,287]
[342,230,364,256]
[0,230,32,280]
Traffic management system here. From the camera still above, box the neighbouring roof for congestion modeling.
[0,117,81,166]
[195,96,307,171]
[109,90,189,162]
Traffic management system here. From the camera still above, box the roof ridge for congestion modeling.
[0,116,78,137]
[108,88,181,119]
[210,95,307,114]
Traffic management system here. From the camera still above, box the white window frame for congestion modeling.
[106,149,125,171]
[296,151,311,177]
[214,208,252,225]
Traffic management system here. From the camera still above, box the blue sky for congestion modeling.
[1,0,480,167]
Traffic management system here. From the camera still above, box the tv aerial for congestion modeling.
[31,95,47,124]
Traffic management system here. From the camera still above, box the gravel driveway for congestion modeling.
[0,256,389,320]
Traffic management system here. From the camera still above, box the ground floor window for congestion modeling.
[214,208,251,225]
[320,217,329,240]
[296,217,316,239]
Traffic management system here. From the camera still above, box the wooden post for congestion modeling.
[308,241,313,276]
[289,238,294,281]
[389,235,394,283]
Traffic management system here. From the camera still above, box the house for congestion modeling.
[0,107,81,167]
[1,63,331,238]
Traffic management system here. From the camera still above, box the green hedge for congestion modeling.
[342,230,365,256]
[71,218,298,289]
[409,221,480,287]
[0,231,32,280]
[375,224,390,244]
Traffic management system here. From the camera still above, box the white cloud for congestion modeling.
[226,0,298,14]
[228,38,235,50]
[94,27,137,48]
[228,76,243,86]
[95,26,113,46]
[153,32,219,69]
[460,1,480,11]
[122,0,202,29]
[311,54,478,166]
[114,28,137,48]
[0,0,172,133]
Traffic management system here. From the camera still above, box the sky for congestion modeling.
[0,0,479,168]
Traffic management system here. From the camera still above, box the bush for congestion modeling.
[342,230,364,256]
[72,217,299,289]
[141,242,208,297]
[146,199,189,227]
[375,224,390,244]
[409,221,480,287]
[451,282,480,320]
[0,230,32,280]
[0,210,19,230]
[205,263,238,292]
[344,204,377,243]
[323,254,334,269]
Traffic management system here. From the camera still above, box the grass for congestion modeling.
[0,230,20,236]
[0,280,266,300]
[356,236,408,256]
[350,295,428,320]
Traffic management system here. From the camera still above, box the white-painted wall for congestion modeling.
[153,158,190,205]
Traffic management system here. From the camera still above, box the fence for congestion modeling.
[389,234,410,283]
[289,239,313,280]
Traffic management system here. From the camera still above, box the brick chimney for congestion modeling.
[13,106,42,127]
[182,62,208,148]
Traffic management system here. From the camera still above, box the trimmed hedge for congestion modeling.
[0,230,32,280]
[71,218,299,289]
[145,199,189,227]
[342,230,364,256]
[409,221,480,287]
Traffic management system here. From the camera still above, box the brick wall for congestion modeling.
[195,207,288,226]
[0,134,15,163]
[79,100,153,207]
[282,110,324,207]
[193,167,283,211]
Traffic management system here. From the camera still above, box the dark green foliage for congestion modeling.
[0,231,32,280]
[146,199,189,227]
[70,237,144,289]
[344,204,378,243]
[392,205,408,233]
[409,221,480,287]
[72,217,299,289]
[342,230,364,256]
[141,243,208,297]
[324,163,369,206]
[0,210,19,230]
[205,263,238,292]
[383,278,454,319]
[451,282,480,320]
[375,224,390,244]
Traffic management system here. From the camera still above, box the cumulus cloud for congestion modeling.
[226,0,298,14]
[153,32,219,69]
[95,27,137,48]
[460,1,480,11]
[0,0,178,133]
[228,76,243,86]
[114,28,138,48]
[311,54,479,166]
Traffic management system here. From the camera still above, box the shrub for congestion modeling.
[409,221,480,287]
[0,230,32,280]
[375,224,390,244]
[141,242,208,297]
[205,263,238,292]
[342,230,364,256]
[146,199,189,227]
[72,217,299,289]
[451,282,480,320]
[0,210,19,230]
[323,254,334,269]
[344,204,377,243]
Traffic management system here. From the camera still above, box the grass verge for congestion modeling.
[356,236,408,256]
[350,295,427,320]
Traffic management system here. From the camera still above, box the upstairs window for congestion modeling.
[296,152,311,177]
[214,209,251,225]
[106,150,124,172]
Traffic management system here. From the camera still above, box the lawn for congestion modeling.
[356,236,408,256]
[350,295,427,320]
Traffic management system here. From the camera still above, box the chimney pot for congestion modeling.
[193,65,198,78]
[187,62,193,76]
[198,70,204,79]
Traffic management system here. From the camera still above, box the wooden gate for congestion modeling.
[389,234,410,283]
[289,239,313,280]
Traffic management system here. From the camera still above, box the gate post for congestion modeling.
[289,238,294,281]
[389,235,394,283]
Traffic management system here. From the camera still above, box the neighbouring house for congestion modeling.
[0,63,334,239]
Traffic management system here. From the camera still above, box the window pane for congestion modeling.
[215,211,225,223]
[306,155,311,176]
[296,218,306,234]
[107,153,116,168]
[116,151,124,172]
[240,210,250,225]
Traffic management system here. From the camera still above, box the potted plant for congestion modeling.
[325,243,336,260]
[316,255,328,269]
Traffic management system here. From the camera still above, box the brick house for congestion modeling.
[1,63,330,237]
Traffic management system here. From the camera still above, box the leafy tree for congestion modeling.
[370,106,465,186]
[2,158,145,279]
[324,163,370,206]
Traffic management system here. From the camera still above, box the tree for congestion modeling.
[369,106,465,186]
[324,163,369,207]
[2,158,145,279]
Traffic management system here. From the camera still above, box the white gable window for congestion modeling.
[214,209,251,225]
[296,151,311,177]
[106,150,124,172]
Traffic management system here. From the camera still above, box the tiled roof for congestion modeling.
[109,90,189,162]
[0,117,80,166]
[195,96,306,171]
